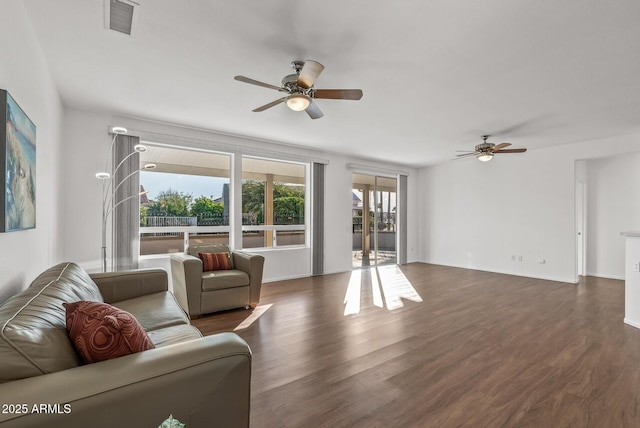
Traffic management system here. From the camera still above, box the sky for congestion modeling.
[352,189,397,213]
[140,171,228,201]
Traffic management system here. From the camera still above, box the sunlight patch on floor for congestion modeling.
[344,270,362,316]
[344,265,423,315]
[234,304,273,331]
[370,267,384,308]
[377,264,424,310]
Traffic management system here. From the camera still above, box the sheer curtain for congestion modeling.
[113,134,140,271]
[312,162,324,276]
[398,174,408,265]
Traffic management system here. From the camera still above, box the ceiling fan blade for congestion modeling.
[235,75,287,92]
[494,148,527,153]
[314,89,363,100]
[305,101,324,119]
[490,142,511,151]
[297,60,324,89]
[252,97,287,112]
[456,152,478,158]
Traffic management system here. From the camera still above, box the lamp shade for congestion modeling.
[286,94,311,111]
[109,126,128,135]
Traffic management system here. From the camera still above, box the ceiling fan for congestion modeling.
[456,135,527,162]
[234,60,363,119]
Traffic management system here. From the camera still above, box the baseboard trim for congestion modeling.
[263,273,312,283]
[624,318,640,330]
[586,272,625,281]
[422,260,578,284]
[266,261,590,284]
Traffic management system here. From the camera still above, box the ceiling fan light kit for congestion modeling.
[456,135,527,162]
[286,94,311,111]
[234,60,363,119]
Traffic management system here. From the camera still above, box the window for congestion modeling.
[242,157,307,249]
[136,145,309,256]
[138,146,231,255]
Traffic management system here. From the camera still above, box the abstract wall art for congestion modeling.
[1,89,36,232]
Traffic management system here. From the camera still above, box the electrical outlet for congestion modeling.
[511,255,516,261]
[518,256,523,262]
[634,262,640,272]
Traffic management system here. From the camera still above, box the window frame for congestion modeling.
[137,145,311,258]
[240,155,310,250]
[138,145,232,256]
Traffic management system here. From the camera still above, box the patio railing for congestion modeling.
[139,215,305,255]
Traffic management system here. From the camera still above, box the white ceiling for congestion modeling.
[22,0,640,167]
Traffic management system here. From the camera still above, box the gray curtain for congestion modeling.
[113,134,140,271]
[312,163,324,276]
[398,174,408,265]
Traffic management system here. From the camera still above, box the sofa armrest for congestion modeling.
[232,251,265,307]
[170,253,204,316]
[0,333,251,428]
[90,268,168,304]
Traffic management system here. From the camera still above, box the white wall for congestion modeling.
[0,1,63,302]
[586,152,640,279]
[419,132,640,284]
[60,111,113,272]
[61,110,419,281]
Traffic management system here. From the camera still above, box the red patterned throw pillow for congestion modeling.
[63,301,154,364]
[198,252,232,271]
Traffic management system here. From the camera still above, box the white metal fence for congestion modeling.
[143,216,197,227]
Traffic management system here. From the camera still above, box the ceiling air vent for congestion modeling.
[104,0,139,36]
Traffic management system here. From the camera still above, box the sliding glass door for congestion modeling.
[352,173,397,268]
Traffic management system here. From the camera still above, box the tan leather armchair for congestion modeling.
[170,244,265,318]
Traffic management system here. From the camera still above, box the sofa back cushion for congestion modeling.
[188,244,234,269]
[0,262,104,383]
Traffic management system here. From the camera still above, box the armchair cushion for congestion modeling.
[201,270,250,291]
[63,301,154,364]
[198,252,232,271]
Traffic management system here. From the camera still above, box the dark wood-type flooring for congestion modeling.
[193,263,640,427]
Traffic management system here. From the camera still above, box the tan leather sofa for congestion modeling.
[170,244,265,318]
[0,262,251,428]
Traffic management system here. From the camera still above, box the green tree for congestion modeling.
[190,196,224,225]
[274,183,304,199]
[274,196,304,224]
[241,180,305,224]
[146,189,192,216]
[189,196,222,216]
[241,180,264,215]
[139,205,148,226]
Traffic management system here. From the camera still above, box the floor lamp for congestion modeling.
[95,127,155,272]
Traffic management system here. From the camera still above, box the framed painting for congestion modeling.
[0,90,36,232]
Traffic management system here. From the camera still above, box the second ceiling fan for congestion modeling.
[234,60,363,119]
[456,135,527,162]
